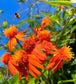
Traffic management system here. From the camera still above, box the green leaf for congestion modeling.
[9,73,19,84]
[19,19,35,24]
[71,59,76,66]
[40,12,58,22]
[2,21,8,28]
[71,25,76,33]
[71,70,76,84]
[0,76,5,81]
[0,10,4,14]
[28,78,35,84]
[40,1,72,7]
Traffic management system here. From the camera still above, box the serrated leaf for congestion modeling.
[9,73,19,84]
[40,1,72,7]
[19,19,35,24]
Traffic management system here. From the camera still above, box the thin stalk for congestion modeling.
[50,71,54,84]
[41,73,50,84]
[58,79,76,84]
[16,38,23,48]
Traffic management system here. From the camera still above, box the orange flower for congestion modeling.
[58,6,65,9]
[31,34,37,41]
[3,25,27,52]
[10,50,44,81]
[1,50,45,82]
[1,53,11,65]
[42,17,50,27]
[37,30,57,55]
[23,37,47,63]
[34,26,44,35]
[46,45,74,73]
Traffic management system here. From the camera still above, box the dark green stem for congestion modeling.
[50,71,54,84]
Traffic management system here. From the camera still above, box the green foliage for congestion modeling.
[8,73,19,84]
[19,19,35,24]
[2,21,8,28]
[40,1,72,7]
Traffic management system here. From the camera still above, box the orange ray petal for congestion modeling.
[29,69,38,78]
[50,32,57,38]
[28,54,42,64]
[53,60,62,74]
[49,55,60,63]
[8,61,19,76]
[46,62,55,70]
[32,48,47,60]
[29,63,41,75]
[15,34,25,41]
[28,58,44,69]
[18,28,28,34]
[8,38,17,52]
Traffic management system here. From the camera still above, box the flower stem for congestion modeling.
[16,38,23,48]
[41,73,50,84]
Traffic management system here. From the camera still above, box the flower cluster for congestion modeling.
[1,17,73,82]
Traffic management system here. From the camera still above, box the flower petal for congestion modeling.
[29,63,41,75]
[28,58,44,69]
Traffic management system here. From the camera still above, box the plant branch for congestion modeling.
[16,38,23,48]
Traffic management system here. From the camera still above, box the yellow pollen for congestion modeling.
[59,45,74,62]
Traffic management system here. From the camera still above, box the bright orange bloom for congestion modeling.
[10,50,44,81]
[37,30,57,55]
[42,17,50,27]
[1,50,44,82]
[3,25,27,52]
[1,53,11,65]
[34,26,44,34]
[46,45,74,73]
[23,37,47,63]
